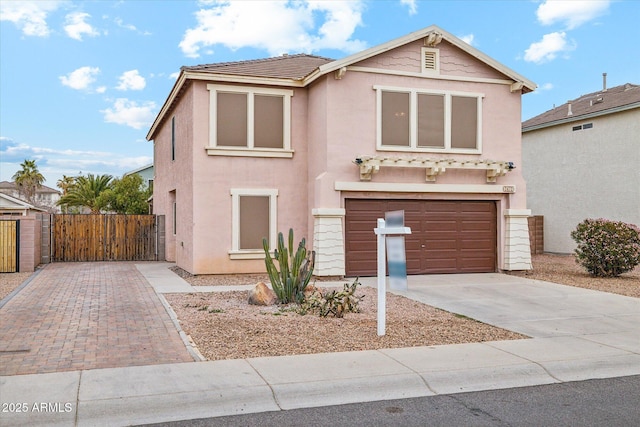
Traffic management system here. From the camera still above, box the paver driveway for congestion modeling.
[0,262,193,376]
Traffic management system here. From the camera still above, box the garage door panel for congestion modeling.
[460,241,494,251]
[460,203,494,213]
[345,199,496,276]
[461,221,494,231]
[425,239,457,250]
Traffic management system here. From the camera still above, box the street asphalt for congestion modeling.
[140,375,640,427]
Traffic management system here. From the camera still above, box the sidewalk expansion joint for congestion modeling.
[375,349,437,395]
[484,342,563,383]
[74,370,82,426]
[245,359,284,411]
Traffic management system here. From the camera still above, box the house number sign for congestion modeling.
[502,186,516,193]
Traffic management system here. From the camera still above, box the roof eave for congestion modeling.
[305,25,536,92]
[522,101,640,132]
[146,71,305,141]
[0,192,38,209]
[146,71,187,141]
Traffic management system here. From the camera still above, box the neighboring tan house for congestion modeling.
[522,81,640,253]
[0,181,61,213]
[0,192,47,216]
[147,25,536,276]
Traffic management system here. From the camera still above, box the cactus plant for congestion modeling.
[263,229,315,304]
[304,279,364,318]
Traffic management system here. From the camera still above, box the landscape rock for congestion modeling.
[248,282,277,306]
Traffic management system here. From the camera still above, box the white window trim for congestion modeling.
[229,188,278,259]
[374,85,483,154]
[207,84,293,157]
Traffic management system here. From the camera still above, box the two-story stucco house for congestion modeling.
[522,80,640,253]
[147,25,536,276]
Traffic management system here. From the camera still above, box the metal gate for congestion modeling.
[0,220,19,272]
[52,215,157,262]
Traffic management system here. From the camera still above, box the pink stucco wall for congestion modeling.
[176,82,311,274]
[152,36,529,275]
[152,84,195,271]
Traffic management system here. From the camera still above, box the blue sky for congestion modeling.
[1,0,638,188]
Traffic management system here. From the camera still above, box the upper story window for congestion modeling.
[375,85,483,154]
[572,122,593,131]
[171,116,176,161]
[207,84,294,158]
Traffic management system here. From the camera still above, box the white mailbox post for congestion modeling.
[374,217,411,336]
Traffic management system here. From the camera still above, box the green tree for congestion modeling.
[57,174,113,214]
[98,174,151,214]
[12,159,45,204]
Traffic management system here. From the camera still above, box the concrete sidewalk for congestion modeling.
[2,264,639,427]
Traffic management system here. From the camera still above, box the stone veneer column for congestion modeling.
[312,208,345,276]
[503,209,533,271]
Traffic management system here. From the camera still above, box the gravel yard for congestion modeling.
[164,286,525,361]
[507,254,640,298]
[0,272,33,301]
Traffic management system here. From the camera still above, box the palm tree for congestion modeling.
[57,174,113,214]
[56,175,76,196]
[12,159,45,204]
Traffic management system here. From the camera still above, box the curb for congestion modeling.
[155,291,207,362]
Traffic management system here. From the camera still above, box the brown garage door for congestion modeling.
[345,199,496,276]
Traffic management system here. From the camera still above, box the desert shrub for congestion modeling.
[303,279,364,318]
[570,218,640,277]
[263,229,315,304]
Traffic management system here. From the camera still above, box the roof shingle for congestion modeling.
[523,83,640,130]
[182,53,334,81]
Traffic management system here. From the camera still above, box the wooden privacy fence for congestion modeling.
[0,220,19,273]
[52,214,157,262]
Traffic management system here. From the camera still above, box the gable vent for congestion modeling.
[421,47,439,73]
[424,51,436,70]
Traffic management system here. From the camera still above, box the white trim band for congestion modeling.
[335,182,516,194]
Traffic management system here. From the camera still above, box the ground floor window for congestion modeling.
[229,188,278,259]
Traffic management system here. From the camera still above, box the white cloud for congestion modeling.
[169,72,180,80]
[459,34,475,46]
[179,0,366,58]
[536,0,610,30]
[116,70,146,91]
[114,17,151,35]
[101,98,156,130]
[0,0,63,37]
[400,0,417,15]
[0,136,153,184]
[64,11,99,40]
[59,66,101,91]
[532,82,554,94]
[114,17,136,31]
[524,32,575,64]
